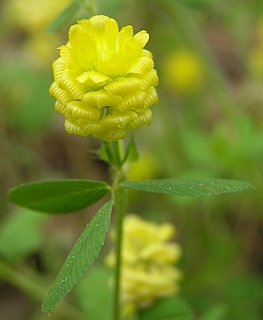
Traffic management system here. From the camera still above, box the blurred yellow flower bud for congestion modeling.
[163,50,203,94]
[249,19,263,79]
[105,215,182,313]
[127,152,159,181]
[7,0,71,32]
[49,15,159,142]
[5,0,71,65]
[248,47,263,78]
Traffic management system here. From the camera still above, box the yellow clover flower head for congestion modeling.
[105,215,182,312]
[50,15,159,142]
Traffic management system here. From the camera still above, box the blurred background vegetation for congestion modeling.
[1,0,263,319]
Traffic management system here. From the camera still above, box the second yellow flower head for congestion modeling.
[50,15,159,142]
[105,215,182,311]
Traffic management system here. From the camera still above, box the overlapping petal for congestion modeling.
[49,15,158,142]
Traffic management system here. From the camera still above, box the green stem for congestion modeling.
[113,185,126,320]
[108,140,127,320]
[0,260,85,320]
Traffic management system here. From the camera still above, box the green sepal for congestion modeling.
[97,142,118,166]
[41,200,113,313]
[120,178,253,196]
[98,135,139,169]
[8,179,111,213]
[122,134,139,165]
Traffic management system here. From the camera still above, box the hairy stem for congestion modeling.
[109,139,127,320]
[113,185,126,320]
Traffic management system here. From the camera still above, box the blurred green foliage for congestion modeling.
[0,209,47,261]
[1,0,263,319]
[75,266,113,320]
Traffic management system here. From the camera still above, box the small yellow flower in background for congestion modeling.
[163,50,203,94]
[49,15,159,142]
[5,0,71,65]
[248,47,263,79]
[127,152,159,181]
[105,215,182,315]
[249,19,263,79]
[7,0,71,32]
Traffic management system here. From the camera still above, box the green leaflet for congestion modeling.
[8,180,111,213]
[42,200,113,313]
[122,134,139,164]
[120,178,253,196]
